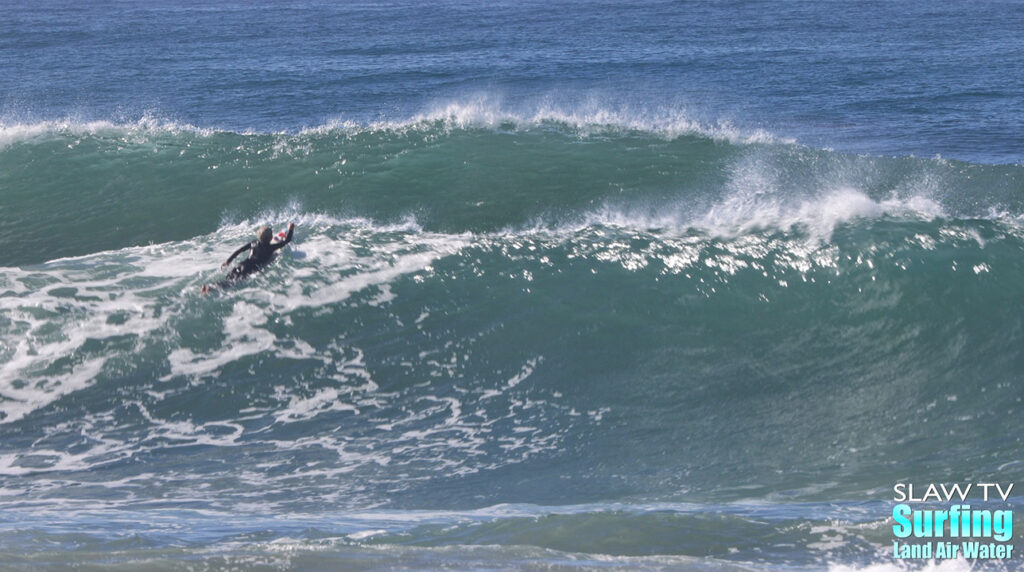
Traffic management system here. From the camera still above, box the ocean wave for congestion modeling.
[378,95,783,144]
[1,203,1022,571]
[3,101,1020,269]
[2,96,781,147]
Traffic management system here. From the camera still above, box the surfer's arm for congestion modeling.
[223,242,253,267]
[271,222,295,251]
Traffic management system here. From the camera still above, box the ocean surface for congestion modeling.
[2,1,1023,570]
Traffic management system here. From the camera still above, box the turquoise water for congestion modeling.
[2,1,1023,570]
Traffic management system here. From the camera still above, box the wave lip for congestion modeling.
[389,95,785,144]
[0,114,216,148]
[0,95,783,145]
[695,187,946,240]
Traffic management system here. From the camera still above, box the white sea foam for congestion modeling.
[272,227,472,312]
[0,114,215,149]
[0,233,225,423]
[528,181,946,252]
[0,216,576,499]
[0,265,191,423]
[695,186,944,240]
[166,301,279,380]
[829,558,975,572]
[3,95,779,150]
[273,387,360,424]
[388,93,783,145]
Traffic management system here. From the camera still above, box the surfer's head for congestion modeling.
[257,226,273,244]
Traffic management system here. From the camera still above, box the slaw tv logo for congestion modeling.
[892,483,1015,560]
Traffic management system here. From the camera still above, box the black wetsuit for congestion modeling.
[223,225,294,283]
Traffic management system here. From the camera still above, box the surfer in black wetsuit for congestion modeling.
[201,222,294,294]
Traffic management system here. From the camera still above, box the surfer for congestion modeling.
[201,222,295,294]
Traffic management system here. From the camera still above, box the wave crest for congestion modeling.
[2,96,782,146]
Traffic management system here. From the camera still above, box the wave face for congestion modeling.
[2,111,1023,568]
[3,109,1022,266]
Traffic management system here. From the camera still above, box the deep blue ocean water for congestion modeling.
[1,1,1023,569]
